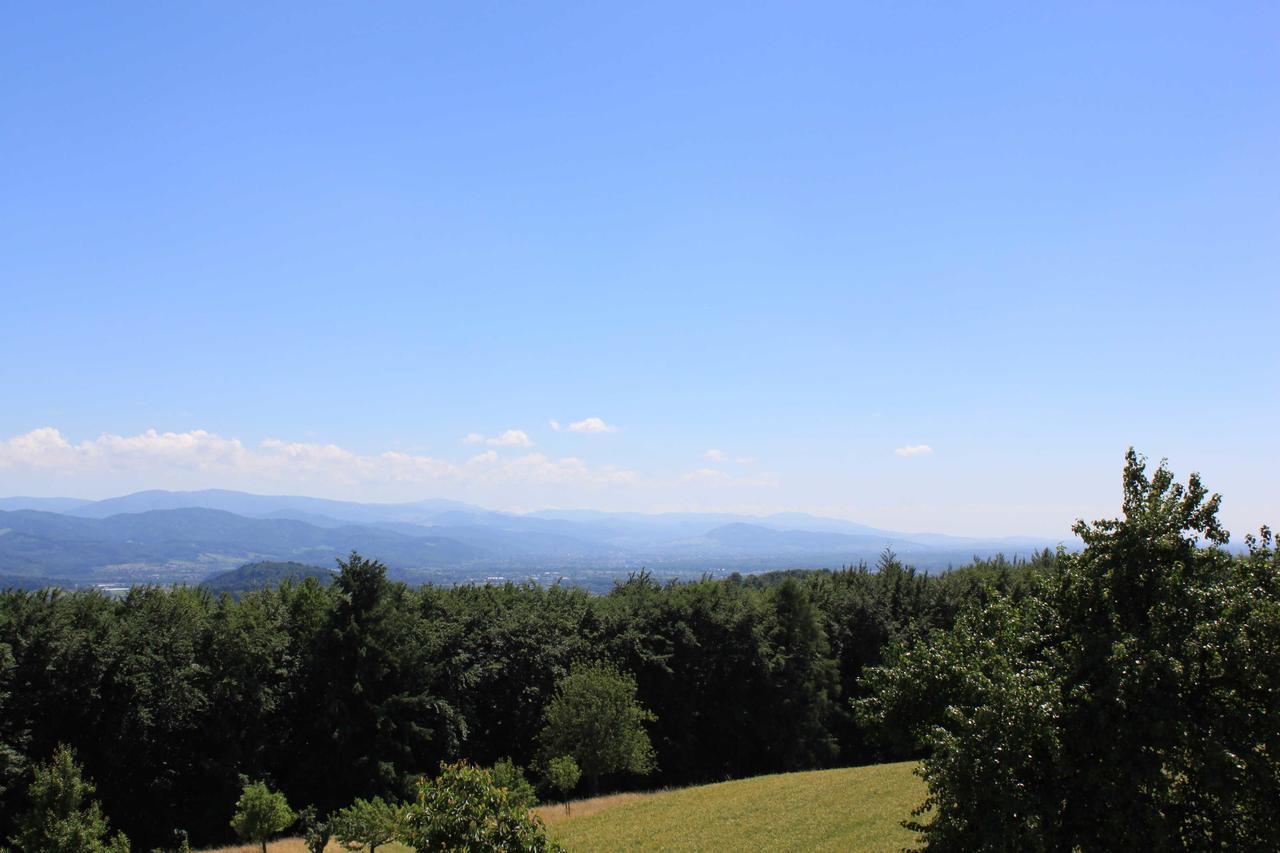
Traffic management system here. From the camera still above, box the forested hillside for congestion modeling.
[0,550,1035,848]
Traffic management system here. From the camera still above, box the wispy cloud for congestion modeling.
[464,429,534,448]
[0,427,635,489]
[894,444,934,457]
[565,417,618,434]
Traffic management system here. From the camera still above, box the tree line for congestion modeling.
[0,543,1039,848]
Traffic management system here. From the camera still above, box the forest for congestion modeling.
[1,453,1276,851]
[0,542,1033,848]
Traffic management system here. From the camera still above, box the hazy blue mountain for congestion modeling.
[0,508,489,577]
[699,522,929,554]
[0,489,1065,584]
[68,489,485,525]
[0,496,94,513]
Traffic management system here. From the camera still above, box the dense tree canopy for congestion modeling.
[0,537,1040,846]
[857,451,1280,851]
[10,745,129,853]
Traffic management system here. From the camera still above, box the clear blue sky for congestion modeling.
[2,3,1276,537]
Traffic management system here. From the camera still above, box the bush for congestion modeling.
[296,805,329,853]
[490,758,537,811]
[330,796,399,852]
[399,761,562,852]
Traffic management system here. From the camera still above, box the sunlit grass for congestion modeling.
[545,761,923,852]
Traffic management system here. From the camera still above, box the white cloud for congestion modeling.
[548,420,562,431]
[463,429,535,448]
[894,444,934,457]
[0,427,639,492]
[566,417,619,434]
[488,429,534,448]
[704,448,728,462]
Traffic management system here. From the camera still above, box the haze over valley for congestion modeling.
[0,489,1057,592]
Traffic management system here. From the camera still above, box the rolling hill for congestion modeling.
[0,489,1064,585]
[0,507,488,578]
[200,561,335,595]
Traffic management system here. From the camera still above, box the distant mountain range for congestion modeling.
[0,489,1063,589]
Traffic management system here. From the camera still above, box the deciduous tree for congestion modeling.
[538,661,656,793]
[230,778,294,853]
[858,450,1280,851]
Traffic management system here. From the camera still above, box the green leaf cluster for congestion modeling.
[330,795,400,852]
[9,744,129,853]
[230,779,294,853]
[858,450,1280,851]
[399,761,562,852]
[537,661,656,793]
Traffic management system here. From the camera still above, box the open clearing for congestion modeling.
[543,760,923,852]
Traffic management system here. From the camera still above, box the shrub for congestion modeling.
[296,805,329,853]
[330,796,400,852]
[399,761,562,852]
[490,758,537,810]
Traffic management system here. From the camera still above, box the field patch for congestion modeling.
[545,761,923,852]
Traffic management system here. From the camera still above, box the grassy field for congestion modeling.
[541,761,923,852]
[201,761,922,852]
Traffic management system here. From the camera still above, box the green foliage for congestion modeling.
[230,779,294,853]
[200,561,334,596]
[330,796,400,852]
[489,757,537,810]
[538,661,657,792]
[295,805,329,853]
[303,552,458,810]
[0,544,1043,846]
[398,761,561,852]
[0,640,26,801]
[857,450,1280,851]
[9,744,129,853]
[543,756,580,806]
[762,578,841,769]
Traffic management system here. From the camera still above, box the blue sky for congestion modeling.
[1,3,1276,537]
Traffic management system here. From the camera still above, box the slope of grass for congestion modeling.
[544,761,923,852]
